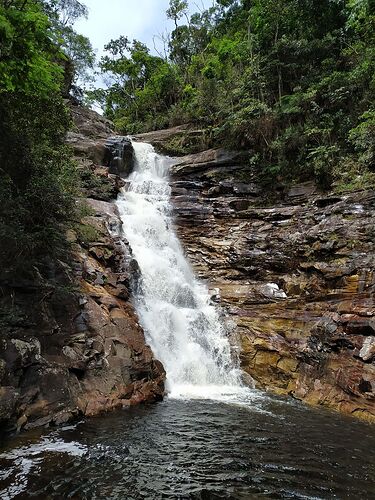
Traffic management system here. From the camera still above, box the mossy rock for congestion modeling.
[75,223,100,248]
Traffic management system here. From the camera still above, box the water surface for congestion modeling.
[1,394,374,499]
[115,141,242,393]
[2,142,373,499]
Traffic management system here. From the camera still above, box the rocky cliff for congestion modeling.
[134,128,375,423]
[3,106,373,433]
[0,106,165,433]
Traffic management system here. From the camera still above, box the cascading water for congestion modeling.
[3,149,374,500]
[116,141,247,400]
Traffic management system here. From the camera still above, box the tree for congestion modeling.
[94,36,182,132]
[0,0,64,93]
[42,0,95,88]
[167,0,188,29]
[0,0,77,277]
[44,0,88,26]
[96,0,375,189]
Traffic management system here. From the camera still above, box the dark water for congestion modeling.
[0,392,374,499]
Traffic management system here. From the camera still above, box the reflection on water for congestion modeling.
[1,394,374,499]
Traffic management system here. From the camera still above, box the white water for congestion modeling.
[116,142,247,400]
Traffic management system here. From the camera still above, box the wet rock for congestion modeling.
[232,182,261,196]
[104,136,134,176]
[165,133,375,422]
[259,283,287,300]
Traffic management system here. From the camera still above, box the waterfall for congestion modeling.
[116,141,246,400]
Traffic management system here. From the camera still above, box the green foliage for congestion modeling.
[79,166,118,201]
[0,1,64,93]
[59,27,95,85]
[42,0,95,87]
[75,200,96,218]
[0,0,81,280]
[167,0,188,29]
[89,37,181,133]
[349,110,375,167]
[75,223,99,247]
[0,93,77,274]
[95,0,374,188]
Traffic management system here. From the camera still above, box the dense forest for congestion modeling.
[93,0,375,189]
[0,0,94,280]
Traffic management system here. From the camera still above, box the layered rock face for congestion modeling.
[136,130,375,422]
[0,107,165,432]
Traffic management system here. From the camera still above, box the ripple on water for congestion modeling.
[0,397,374,499]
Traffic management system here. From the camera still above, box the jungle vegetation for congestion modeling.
[0,0,94,278]
[93,0,375,189]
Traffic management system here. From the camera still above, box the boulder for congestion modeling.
[170,148,249,179]
[66,131,106,165]
[70,104,114,139]
[104,136,134,176]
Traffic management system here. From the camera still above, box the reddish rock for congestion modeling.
[0,108,165,432]
[167,144,375,423]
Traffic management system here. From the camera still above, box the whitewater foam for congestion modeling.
[116,141,246,400]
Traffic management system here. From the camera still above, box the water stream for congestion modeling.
[116,141,244,400]
[1,140,374,498]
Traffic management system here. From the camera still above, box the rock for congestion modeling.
[229,199,250,211]
[345,318,375,336]
[241,371,255,388]
[84,198,120,218]
[133,125,190,146]
[359,337,375,361]
[0,338,41,381]
[0,112,166,432]
[170,148,249,179]
[133,124,208,155]
[104,136,134,176]
[167,137,375,423]
[0,387,19,424]
[259,283,287,300]
[70,104,114,139]
[232,182,260,196]
[314,196,342,208]
[207,186,221,197]
[287,181,317,202]
[16,414,27,431]
[0,358,6,383]
[66,131,107,165]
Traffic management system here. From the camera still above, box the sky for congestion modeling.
[75,0,211,61]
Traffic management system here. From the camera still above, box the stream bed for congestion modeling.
[1,393,374,499]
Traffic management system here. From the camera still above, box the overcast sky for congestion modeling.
[75,0,211,61]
